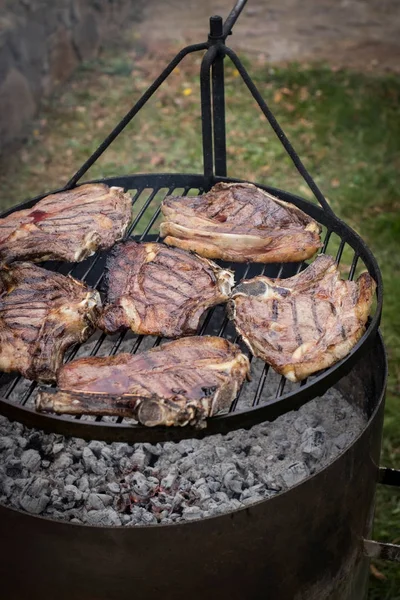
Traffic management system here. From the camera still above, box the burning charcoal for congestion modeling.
[19,477,51,515]
[52,442,64,455]
[280,462,309,488]
[215,446,229,460]
[78,475,90,492]
[161,471,178,490]
[0,476,15,497]
[130,448,149,470]
[130,472,156,498]
[63,485,83,505]
[182,506,204,521]
[53,452,73,470]
[88,440,105,457]
[333,433,354,449]
[0,387,367,526]
[223,469,243,494]
[21,449,41,472]
[86,493,113,510]
[0,436,15,450]
[65,474,77,486]
[86,509,121,527]
[301,427,327,461]
[107,482,121,494]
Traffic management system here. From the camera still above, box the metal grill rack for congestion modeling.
[0,1,383,442]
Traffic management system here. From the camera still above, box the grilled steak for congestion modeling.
[98,241,234,337]
[36,337,250,427]
[160,182,321,263]
[0,263,101,382]
[230,254,376,382]
[0,183,132,265]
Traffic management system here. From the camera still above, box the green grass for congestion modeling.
[0,41,399,597]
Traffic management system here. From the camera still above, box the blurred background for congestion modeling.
[0,1,399,597]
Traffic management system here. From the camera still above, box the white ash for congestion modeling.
[0,388,365,526]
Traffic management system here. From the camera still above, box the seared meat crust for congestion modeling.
[36,337,251,428]
[160,182,321,263]
[0,183,132,265]
[98,241,234,337]
[0,262,101,382]
[230,254,376,381]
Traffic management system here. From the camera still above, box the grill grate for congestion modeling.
[0,174,382,442]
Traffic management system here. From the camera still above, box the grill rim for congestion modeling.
[0,173,383,442]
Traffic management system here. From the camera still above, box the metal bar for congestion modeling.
[66,43,208,188]
[320,229,332,254]
[210,17,227,177]
[223,0,248,38]
[223,47,335,216]
[335,239,346,264]
[200,45,219,185]
[348,253,359,281]
[378,467,400,487]
[364,539,400,563]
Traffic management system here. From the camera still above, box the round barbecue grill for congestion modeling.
[0,2,383,443]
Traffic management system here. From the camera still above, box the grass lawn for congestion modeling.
[0,38,399,598]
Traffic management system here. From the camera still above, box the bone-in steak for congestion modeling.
[98,241,234,337]
[230,254,376,382]
[0,263,101,382]
[0,183,132,265]
[160,182,321,263]
[36,337,250,427]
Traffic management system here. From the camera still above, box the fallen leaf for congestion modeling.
[281,87,293,96]
[299,87,309,102]
[233,69,240,78]
[370,563,386,581]
[273,90,282,103]
[150,154,165,167]
[284,103,296,112]
[331,178,340,188]
[182,88,192,96]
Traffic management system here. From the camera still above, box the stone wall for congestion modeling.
[0,0,144,154]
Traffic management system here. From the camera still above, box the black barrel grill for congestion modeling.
[0,3,399,598]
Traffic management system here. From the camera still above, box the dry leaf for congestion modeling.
[273,91,282,104]
[150,154,165,167]
[284,103,296,112]
[299,87,309,102]
[281,87,293,96]
[331,178,340,188]
[370,563,386,581]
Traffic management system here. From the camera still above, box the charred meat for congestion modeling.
[160,182,321,263]
[0,262,101,382]
[230,254,376,382]
[98,241,234,337]
[36,337,250,428]
[0,183,132,265]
